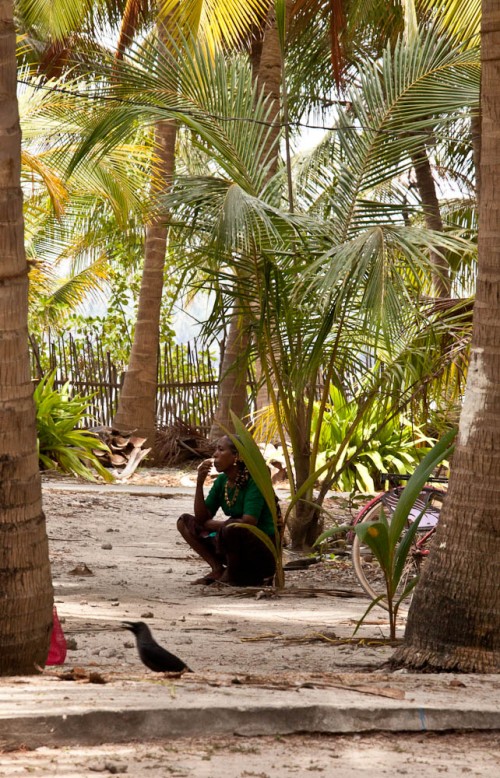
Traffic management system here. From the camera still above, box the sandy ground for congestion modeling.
[42,473,394,677]
[1,467,497,777]
[1,732,499,777]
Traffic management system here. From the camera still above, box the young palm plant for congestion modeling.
[351,428,456,640]
[54,26,477,550]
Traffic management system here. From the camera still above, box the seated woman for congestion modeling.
[177,435,277,586]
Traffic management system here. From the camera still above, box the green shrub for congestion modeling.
[312,386,434,493]
[34,372,114,482]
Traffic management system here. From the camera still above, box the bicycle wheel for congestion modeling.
[351,486,445,610]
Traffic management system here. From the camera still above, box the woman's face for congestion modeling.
[213,436,237,473]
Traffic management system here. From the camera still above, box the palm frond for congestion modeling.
[16,0,91,39]
[418,0,480,45]
[158,0,268,49]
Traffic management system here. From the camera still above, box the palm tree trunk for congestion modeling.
[209,313,251,439]
[411,144,451,297]
[251,1,294,415]
[471,109,481,204]
[210,2,294,435]
[0,0,54,675]
[251,1,283,178]
[113,6,178,458]
[393,5,500,672]
[112,118,176,456]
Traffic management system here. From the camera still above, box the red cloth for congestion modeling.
[46,606,67,665]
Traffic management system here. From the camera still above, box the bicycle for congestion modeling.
[350,473,448,609]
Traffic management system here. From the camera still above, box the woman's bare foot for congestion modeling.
[190,568,225,586]
[218,570,238,585]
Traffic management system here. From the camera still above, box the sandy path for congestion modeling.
[1,476,496,777]
[43,484,394,676]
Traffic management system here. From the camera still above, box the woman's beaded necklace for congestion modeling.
[224,478,239,507]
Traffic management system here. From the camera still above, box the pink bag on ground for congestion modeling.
[46,606,67,665]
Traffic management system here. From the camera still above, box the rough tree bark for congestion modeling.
[0,0,54,675]
[112,118,176,457]
[411,144,451,297]
[209,1,291,439]
[393,4,500,672]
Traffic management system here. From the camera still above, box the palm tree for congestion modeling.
[19,76,153,336]
[288,0,480,297]
[209,0,289,436]
[393,0,500,674]
[213,0,482,435]
[111,1,270,452]
[88,29,477,547]
[0,0,53,675]
[18,0,269,454]
[271,23,478,546]
[30,14,479,549]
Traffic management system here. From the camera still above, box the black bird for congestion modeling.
[122,621,193,673]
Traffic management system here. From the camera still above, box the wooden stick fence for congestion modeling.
[29,333,219,434]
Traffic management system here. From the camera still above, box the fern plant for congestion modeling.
[34,372,114,482]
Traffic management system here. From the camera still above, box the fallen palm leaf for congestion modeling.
[240,631,401,647]
[204,585,364,598]
[35,665,107,684]
[183,671,405,700]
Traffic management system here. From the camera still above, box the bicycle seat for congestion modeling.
[381,488,440,529]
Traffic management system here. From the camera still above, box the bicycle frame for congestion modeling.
[350,474,448,608]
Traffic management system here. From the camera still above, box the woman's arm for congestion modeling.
[194,460,213,524]
[230,514,257,525]
[203,513,257,532]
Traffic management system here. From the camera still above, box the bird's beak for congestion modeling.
[121,621,134,630]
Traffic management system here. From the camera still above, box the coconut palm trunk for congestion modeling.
[0,0,54,674]
[209,1,289,439]
[252,0,290,416]
[209,312,251,439]
[411,144,451,297]
[112,118,176,455]
[251,1,284,171]
[393,5,500,673]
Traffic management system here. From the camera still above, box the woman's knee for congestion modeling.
[177,513,194,535]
